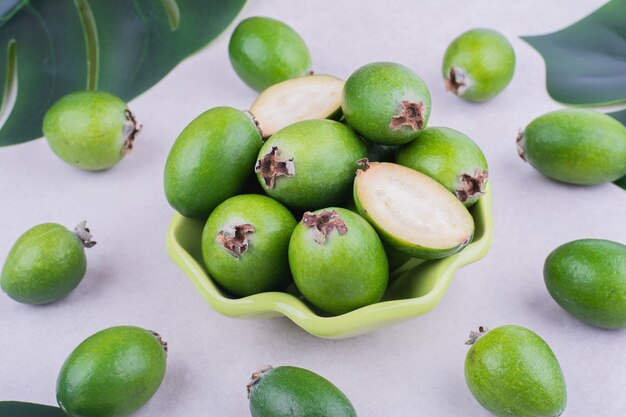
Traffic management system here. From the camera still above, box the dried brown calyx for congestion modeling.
[445,67,469,96]
[74,221,96,248]
[255,147,295,188]
[456,168,489,202]
[465,326,489,345]
[247,365,273,398]
[216,224,256,258]
[389,100,425,131]
[302,209,348,244]
[149,330,169,355]
[356,158,371,172]
[123,109,142,154]
[516,130,527,162]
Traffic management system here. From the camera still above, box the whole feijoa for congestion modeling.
[397,127,488,206]
[229,17,311,91]
[342,62,432,145]
[289,208,388,315]
[465,326,567,417]
[544,239,626,329]
[248,366,357,417]
[42,91,141,170]
[164,107,263,219]
[255,120,366,209]
[1,222,95,304]
[56,326,167,417]
[518,109,626,185]
[201,194,296,297]
[443,28,515,102]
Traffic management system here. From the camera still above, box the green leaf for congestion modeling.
[0,0,246,146]
[521,0,626,107]
[0,401,66,416]
[608,109,626,190]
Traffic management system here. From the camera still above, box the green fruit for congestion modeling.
[164,107,263,219]
[56,326,167,417]
[342,62,431,145]
[544,239,626,329]
[1,222,95,304]
[443,28,515,102]
[354,161,474,259]
[42,91,141,171]
[396,127,488,206]
[248,366,357,417]
[289,208,388,315]
[201,194,297,297]
[229,17,312,91]
[255,120,366,209]
[518,109,626,185]
[465,326,567,417]
[363,138,396,163]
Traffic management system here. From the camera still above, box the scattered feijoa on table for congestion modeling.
[248,365,357,417]
[354,160,474,259]
[164,107,263,219]
[1,222,95,304]
[42,91,141,171]
[443,28,515,102]
[289,208,388,315]
[396,126,488,207]
[255,119,366,209]
[229,16,312,92]
[342,62,431,145]
[465,325,567,417]
[56,326,167,417]
[517,109,626,185]
[201,194,297,297]
[544,239,626,329]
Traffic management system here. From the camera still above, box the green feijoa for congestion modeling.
[255,120,366,209]
[1,222,95,305]
[164,107,263,219]
[201,194,296,297]
[465,326,567,417]
[342,62,431,145]
[248,366,357,417]
[518,109,626,185]
[289,208,388,315]
[544,239,626,329]
[363,138,397,163]
[443,29,515,102]
[396,127,488,206]
[229,17,311,92]
[56,326,167,417]
[42,91,141,171]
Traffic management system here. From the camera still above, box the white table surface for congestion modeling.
[1,1,625,416]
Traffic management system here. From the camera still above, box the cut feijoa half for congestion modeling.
[354,160,474,259]
[250,75,344,138]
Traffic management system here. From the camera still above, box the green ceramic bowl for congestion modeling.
[166,187,493,339]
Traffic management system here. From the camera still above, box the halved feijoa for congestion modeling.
[354,161,474,259]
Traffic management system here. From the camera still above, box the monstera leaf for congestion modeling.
[0,401,65,416]
[0,0,246,146]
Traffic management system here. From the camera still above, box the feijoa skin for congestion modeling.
[248,366,357,417]
[396,127,488,206]
[201,194,297,297]
[544,239,626,329]
[342,62,432,145]
[443,29,515,102]
[164,107,263,219]
[465,326,567,417]
[518,109,626,185]
[42,91,141,171]
[229,17,312,92]
[56,326,167,417]
[1,222,95,305]
[255,120,366,209]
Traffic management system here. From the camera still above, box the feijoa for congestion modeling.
[248,365,357,417]
[443,29,515,102]
[56,326,167,417]
[1,222,95,304]
[289,208,388,315]
[342,62,432,145]
[42,91,141,171]
[465,325,567,417]
[201,194,297,297]
[396,127,488,206]
[517,109,626,185]
[229,17,312,91]
[544,239,626,329]
[164,107,263,219]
